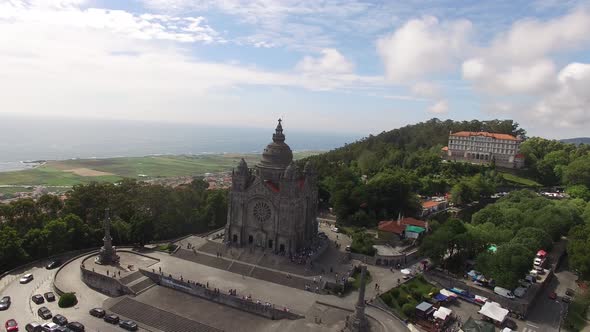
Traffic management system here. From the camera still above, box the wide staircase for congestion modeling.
[119,271,156,295]
[109,297,221,332]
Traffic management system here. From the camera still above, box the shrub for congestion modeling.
[58,292,78,308]
[390,288,400,299]
[381,293,392,306]
[402,303,416,318]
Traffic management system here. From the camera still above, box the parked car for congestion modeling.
[25,322,42,332]
[32,295,44,305]
[51,315,67,326]
[514,287,527,298]
[494,287,515,299]
[562,296,572,303]
[55,327,72,332]
[43,293,55,302]
[103,314,119,324]
[118,320,138,331]
[345,245,351,252]
[65,322,84,332]
[88,308,105,318]
[45,261,62,270]
[0,296,11,310]
[5,319,18,332]
[566,288,575,296]
[549,291,557,300]
[38,307,52,320]
[41,322,59,332]
[20,274,34,284]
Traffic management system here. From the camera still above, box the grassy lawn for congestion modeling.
[351,268,372,290]
[0,152,320,186]
[500,172,542,187]
[156,243,178,253]
[380,275,439,319]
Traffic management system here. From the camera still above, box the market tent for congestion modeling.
[406,225,426,233]
[536,250,547,257]
[440,289,458,298]
[460,317,495,332]
[502,328,513,332]
[478,302,508,323]
[434,293,448,302]
[401,268,411,275]
[433,307,452,321]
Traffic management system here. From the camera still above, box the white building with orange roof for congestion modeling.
[443,131,525,169]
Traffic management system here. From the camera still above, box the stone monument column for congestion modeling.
[347,265,369,332]
[95,208,120,265]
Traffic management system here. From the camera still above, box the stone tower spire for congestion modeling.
[95,208,120,265]
[347,265,369,332]
[272,118,285,143]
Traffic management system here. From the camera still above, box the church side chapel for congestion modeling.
[224,119,319,254]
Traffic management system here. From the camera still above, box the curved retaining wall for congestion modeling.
[141,269,304,321]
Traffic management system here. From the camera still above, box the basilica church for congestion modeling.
[224,119,319,254]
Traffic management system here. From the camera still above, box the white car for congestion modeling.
[42,322,59,331]
[19,273,34,284]
[331,227,339,233]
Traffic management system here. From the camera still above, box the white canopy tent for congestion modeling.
[440,289,458,298]
[478,302,508,323]
[433,307,453,321]
[400,268,411,275]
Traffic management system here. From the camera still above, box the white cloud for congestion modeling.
[428,100,449,114]
[462,8,590,95]
[531,62,590,127]
[462,58,557,94]
[0,1,222,44]
[411,82,441,98]
[296,49,354,74]
[377,16,473,82]
[0,1,392,126]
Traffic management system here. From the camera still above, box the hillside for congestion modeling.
[560,137,590,145]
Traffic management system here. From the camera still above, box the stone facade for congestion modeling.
[224,120,319,254]
[443,131,525,169]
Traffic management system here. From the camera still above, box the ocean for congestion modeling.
[0,116,360,171]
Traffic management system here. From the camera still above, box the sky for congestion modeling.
[0,0,589,138]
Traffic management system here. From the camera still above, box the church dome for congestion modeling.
[259,119,293,169]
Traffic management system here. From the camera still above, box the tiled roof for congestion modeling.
[441,146,449,151]
[422,201,440,209]
[378,217,427,234]
[450,131,519,141]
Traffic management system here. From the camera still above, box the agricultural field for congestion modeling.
[0,152,320,187]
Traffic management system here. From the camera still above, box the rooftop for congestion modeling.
[450,131,519,141]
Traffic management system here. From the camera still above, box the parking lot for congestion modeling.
[0,257,148,332]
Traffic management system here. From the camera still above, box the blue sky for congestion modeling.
[0,0,589,138]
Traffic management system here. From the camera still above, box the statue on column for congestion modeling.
[95,208,120,265]
[346,265,370,332]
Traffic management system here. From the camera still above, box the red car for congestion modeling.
[5,319,18,332]
[549,291,557,300]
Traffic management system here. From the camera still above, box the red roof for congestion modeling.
[450,131,519,141]
[515,153,525,159]
[379,217,427,235]
[441,146,449,151]
[422,201,440,209]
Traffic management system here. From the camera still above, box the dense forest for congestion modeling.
[420,190,590,288]
[300,118,590,227]
[0,179,227,273]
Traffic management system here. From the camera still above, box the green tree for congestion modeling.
[567,224,590,279]
[0,226,28,271]
[566,185,590,201]
[478,243,534,289]
[564,155,590,187]
[130,214,154,246]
